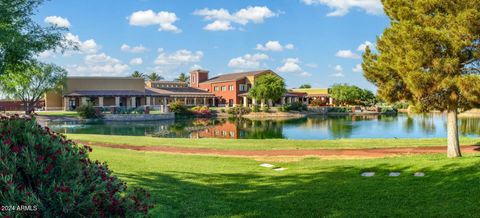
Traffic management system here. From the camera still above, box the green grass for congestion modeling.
[67,134,480,150]
[36,111,79,117]
[89,146,480,217]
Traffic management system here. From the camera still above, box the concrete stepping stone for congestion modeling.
[273,167,286,171]
[414,172,425,177]
[259,163,274,168]
[389,172,401,177]
[361,172,375,177]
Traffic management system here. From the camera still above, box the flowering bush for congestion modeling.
[190,106,211,117]
[0,115,152,217]
[227,106,251,116]
[76,103,103,119]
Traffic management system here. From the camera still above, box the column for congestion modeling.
[193,97,197,105]
[268,99,273,107]
[243,96,248,107]
[329,97,333,105]
[146,96,151,106]
[204,97,207,106]
[287,97,292,104]
[163,97,168,112]
[252,98,257,106]
[174,97,177,102]
[115,97,120,106]
[152,97,156,106]
[81,97,87,106]
[63,97,69,111]
[260,99,265,108]
[131,97,136,108]
[281,97,286,105]
[98,97,104,107]
[184,97,187,105]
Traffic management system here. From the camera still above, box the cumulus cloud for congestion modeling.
[277,58,302,73]
[193,6,278,31]
[228,53,269,69]
[352,64,363,72]
[38,50,56,59]
[155,49,203,66]
[130,58,143,65]
[44,16,71,28]
[357,41,374,51]
[190,64,204,70]
[121,44,147,53]
[335,49,360,59]
[301,0,383,16]
[129,10,181,33]
[256,41,294,52]
[331,64,345,77]
[63,33,100,55]
[67,53,129,76]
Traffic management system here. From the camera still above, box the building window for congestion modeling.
[221,86,226,91]
[229,85,234,91]
[239,84,247,91]
[214,86,219,91]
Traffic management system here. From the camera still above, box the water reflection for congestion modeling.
[46,113,480,140]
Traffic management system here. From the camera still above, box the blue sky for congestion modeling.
[35,0,389,90]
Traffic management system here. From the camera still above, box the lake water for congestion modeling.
[45,113,480,140]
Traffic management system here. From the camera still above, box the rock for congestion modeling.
[259,163,274,168]
[361,172,375,177]
[273,167,286,171]
[414,172,425,177]
[389,172,401,177]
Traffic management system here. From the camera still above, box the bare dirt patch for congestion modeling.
[76,140,480,159]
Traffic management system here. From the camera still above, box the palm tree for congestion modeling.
[175,72,189,83]
[146,72,164,81]
[131,71,144,78]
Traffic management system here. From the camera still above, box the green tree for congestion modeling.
[0,0,67,75]
[362,0,480,157]
[248,74,286,109]
[0,62,66,114]
[175,72,190,83]
[299,84,312,89]
[146,72,163,81]
[131,70,144,78]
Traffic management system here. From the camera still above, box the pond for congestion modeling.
[45,113,480,140]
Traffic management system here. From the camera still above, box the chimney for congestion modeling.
[190,69,209,88]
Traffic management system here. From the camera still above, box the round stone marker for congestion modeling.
[389,172,401,177]
[361,172,375,177]
[259,163,274,168]
[414,172,425,177]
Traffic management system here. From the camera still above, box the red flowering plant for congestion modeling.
[0,114,152,217]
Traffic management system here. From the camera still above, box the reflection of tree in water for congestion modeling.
[403,116,415,133]
[235,118,284,139]
[153,118,219,138]
[327,116,355,139]
[417,114,437,134]
[459,117,480,136]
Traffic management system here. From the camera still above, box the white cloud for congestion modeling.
[331,64,345,77]
[352,64,363,72]
[301,0,383,16]
[357,41,374,51]
[256,41,294,52]
[277,58,302,73]
[335,49,360,59]
[190,64,204,70]
[38,50,56,59]
[300,72,312,77]
[204,20,234,31]
[228,53,269,69]
[121,44,147,53]
[44,16,71,28]
[129,10,181,33]
[155,49,203,66]
[130,58,143,65]
[306,63,318,68]
[63,33,101,55]
[68,53,129,76]
[194,6,278,31]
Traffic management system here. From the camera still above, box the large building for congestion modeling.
[44,69,331,111]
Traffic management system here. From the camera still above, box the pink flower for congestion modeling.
[11,145,22,153]
[2,138,12,145]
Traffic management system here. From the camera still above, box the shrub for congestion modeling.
[76,103,103,119]
[191,106,212,117]
[220,108,226,113]
[289,102,307,112]
[261,105,270,112]
[251,105,260,112]
[278,105,290,112]
[380,107,398,114]
[227,106,251,116]
[0,115,152,217]
[327,107,351,113]
[169,102,190,115]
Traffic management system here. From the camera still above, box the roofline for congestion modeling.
[199,69,276,84]
[67,76,144,80]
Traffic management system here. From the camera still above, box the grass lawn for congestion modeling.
[67,134,480,150]
[36,111,79,117]
[89,146,480,217]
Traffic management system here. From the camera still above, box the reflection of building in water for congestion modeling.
[191,122,239,139]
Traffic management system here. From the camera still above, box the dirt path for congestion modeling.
[76,140,480,158]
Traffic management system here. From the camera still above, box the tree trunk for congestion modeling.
[260,99,265,109]
[447,109,462,158]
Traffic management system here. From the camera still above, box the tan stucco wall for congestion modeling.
[44,92,63,111]
[66,77,145,92]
